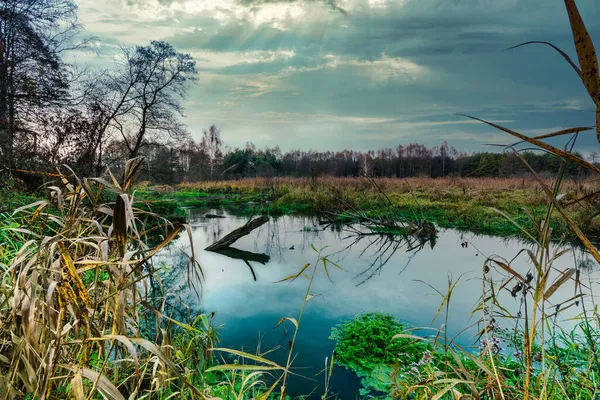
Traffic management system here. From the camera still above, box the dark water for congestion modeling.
[153,207,595,399]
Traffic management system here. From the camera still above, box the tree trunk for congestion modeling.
[0,26,12,169]
[130,122,146,160]
[205,216,269,251]
[212,247,270,264]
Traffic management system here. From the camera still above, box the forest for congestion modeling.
[122,136,592,183]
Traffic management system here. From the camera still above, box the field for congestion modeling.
[137,176,600,240]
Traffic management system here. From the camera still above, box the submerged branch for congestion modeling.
[205,216,269,251]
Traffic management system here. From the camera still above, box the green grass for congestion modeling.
[0,183,43,268]
[136,179,581,240]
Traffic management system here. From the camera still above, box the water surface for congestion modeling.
[154,208,596,398]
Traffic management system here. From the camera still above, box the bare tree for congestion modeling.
[359,153,372,177]
[439,140,449,176]
[96,41,197,165]
[34,105,105,174]
[201,124,223,179]
[0,0,83,169]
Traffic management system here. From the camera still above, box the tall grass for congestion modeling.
[164,176,600,239]
[176,176,594,208]
[0,159,220,399]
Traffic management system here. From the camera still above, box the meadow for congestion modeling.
[137,176,600,240]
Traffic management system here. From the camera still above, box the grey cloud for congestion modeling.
[237,0,347,14]
[79,0,600,152]
[166,0,598,75]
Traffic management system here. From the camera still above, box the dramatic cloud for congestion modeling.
[75,0,600,152]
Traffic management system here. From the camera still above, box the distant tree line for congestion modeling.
[102,130,589,184]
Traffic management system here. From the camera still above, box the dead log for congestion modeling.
[205,216,269,251]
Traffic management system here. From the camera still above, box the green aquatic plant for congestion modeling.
[329,313,433,396]
[330,313,429,374]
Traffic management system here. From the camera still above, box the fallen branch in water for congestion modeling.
[204,214,226,219]
[205,216,269,251]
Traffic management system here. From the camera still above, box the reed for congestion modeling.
[0,159,218,399]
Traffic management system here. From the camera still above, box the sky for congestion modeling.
[72,0,600,153]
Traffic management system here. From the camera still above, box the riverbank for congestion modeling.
[135,176,599,240]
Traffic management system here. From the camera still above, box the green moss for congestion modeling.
[330,313,430,373]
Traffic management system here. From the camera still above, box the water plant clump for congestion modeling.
[330,311,600,399]
[329,313,432,396]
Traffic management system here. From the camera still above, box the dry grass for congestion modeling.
[0,159,215,399]
[179,176,592,192]
[177,176,596,207]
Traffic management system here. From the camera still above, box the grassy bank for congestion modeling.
[136,177,599,240]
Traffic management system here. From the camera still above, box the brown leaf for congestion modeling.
[112,195,127,258]
[122,157,144,191]
[532,126,594,140]
[460,115,600,174]
[564,0,600,140]
[515,151,600,264]
[60,365,126,400]
[507,41,582,79]
[545,268,576,300]
[70,371,85,400]
[274,263,311,283]
[492,260,528,283]
[275,317,298,330]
